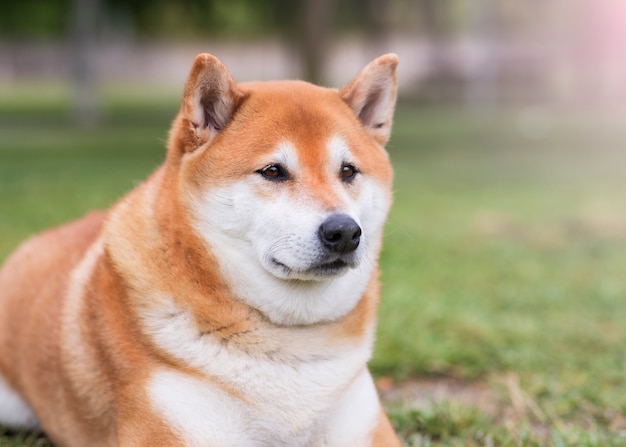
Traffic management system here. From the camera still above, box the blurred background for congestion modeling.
[2,0,626,119]
[1,1,626,446]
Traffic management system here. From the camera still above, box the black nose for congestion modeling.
[318,214,362,254]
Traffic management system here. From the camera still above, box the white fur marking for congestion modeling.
[149,370,252,447]
[327,135,353,173]
[261,141,300,174]
[0,374,38,429]
[148,365,379,447]
[322,369,380,446]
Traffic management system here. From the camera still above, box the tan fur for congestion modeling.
[370,410,403,447]
[0,53,400,446]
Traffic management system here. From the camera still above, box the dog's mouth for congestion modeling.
[270,257,352,280]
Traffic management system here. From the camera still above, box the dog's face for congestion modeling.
[169,54,398,325]
[187,83,393,282]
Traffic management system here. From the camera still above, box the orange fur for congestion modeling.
[371,410,403,447]
[0,53,400,446]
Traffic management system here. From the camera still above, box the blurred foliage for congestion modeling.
[0,0,399,39]
[104,0,300,38]
[0,0,562,40]
[0,0,71,38]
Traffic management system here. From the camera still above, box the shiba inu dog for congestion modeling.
[0,53,400,446]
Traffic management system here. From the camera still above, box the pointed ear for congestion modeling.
[180,53,246,151]
[340,54,399,146]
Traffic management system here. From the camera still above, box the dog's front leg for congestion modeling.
[368,410,402,447]
[116,428,184,447]
[321,370,401,446]
[115,412,186,447]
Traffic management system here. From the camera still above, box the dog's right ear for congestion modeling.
[178,54,247,152]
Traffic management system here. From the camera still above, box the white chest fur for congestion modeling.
[148,367,380,447]
[143,301,379,446]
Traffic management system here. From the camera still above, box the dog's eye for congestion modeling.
[340,164,358,182]
[258,164,288,181]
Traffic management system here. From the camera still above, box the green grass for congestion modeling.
[1,95,626,446]
[375,106,626,445]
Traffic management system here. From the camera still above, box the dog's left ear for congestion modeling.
[180,53,247,151]
[340,54,399,146]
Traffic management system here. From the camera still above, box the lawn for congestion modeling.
[1,91,626,446]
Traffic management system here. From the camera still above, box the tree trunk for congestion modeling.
[301,0,333,85]
[70,0,102,127]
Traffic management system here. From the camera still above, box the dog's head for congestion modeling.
[167,54,398,325]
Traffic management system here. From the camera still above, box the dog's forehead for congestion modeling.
[238,81,352,129]
[230,81,380,159]
[241,79,339,102]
